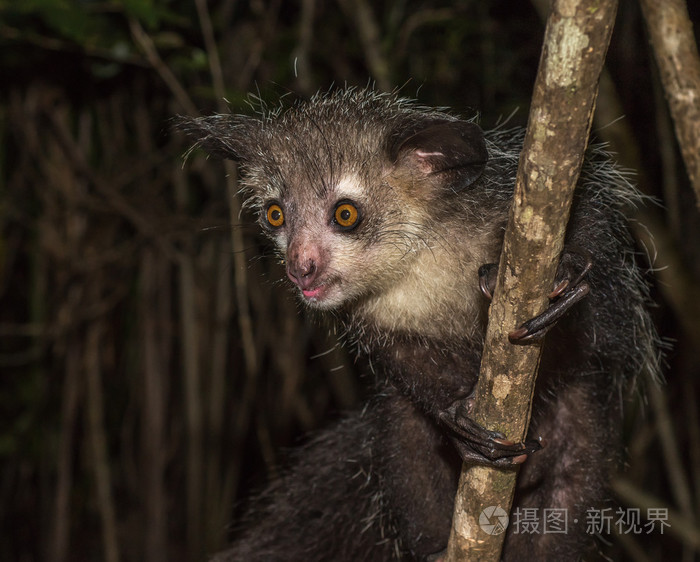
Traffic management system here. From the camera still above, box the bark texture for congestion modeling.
[639,0,700,208]
[445,0,618,559]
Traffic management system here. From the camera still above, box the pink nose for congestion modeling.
[287,258,318,289]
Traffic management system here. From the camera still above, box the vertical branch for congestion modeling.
[204,235,235,550]
[639,0,700,207]
[293,0,317,94]
[47,344,81,562]
[445,0,618,559]
[194,0,258,380]
[193,0,261,545]
[140,250,168,562]
[85,319,120,562]
[648,382,694,520]
[226,158,260,467]
[683,379,700,521]
[194,0,226,108]
[337,0,393,91]
[172,165,204,559]
[197,0,261,414]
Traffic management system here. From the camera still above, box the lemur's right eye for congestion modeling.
[266,203,285,228]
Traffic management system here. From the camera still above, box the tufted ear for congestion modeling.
[390,120,488,191]
[173,114,261,161]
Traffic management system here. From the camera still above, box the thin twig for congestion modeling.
[128,18,199,116]
[43,108,182,262]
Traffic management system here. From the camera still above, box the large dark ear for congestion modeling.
[173,114,260,161]
[390,120,488,191]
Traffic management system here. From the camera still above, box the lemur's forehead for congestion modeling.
[260,173,366,203]
[252,154,368,202]
[333,174,366,199]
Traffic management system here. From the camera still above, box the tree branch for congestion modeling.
[639,0,700,209]
[445,0,618,559]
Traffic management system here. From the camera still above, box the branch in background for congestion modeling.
[140,250,169,562]
[43,107,181,263]
[639,0,700,208]
[395,8,456,60]
[85,319,120,562]
[0,23,149,68]
[647,382,694,520]
[47,345,81,562]
[612,479,700,549]
[171,164,205,560]
[632,212,700,343]
[192,0,258,385]
[336,0,392,92]
[194,0,261,550]
[194,0,226,112]
[128,18,199,117]
[445,0,618,559]
[292,0,317,95]
[235,0,282,90]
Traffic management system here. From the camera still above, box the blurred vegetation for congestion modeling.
[1,0,699,561]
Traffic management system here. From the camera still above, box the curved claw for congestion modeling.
[478,263,498,300]
[549,278,570,300]
[509,282,590,343]
[478,246,593,344]
[550,245,592,299]
[438,402,542,466]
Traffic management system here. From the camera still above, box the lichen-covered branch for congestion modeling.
[639,0,700,209]
[445,0,618,559]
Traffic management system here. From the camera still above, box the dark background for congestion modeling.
[1,1,699,560]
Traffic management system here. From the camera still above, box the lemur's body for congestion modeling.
[178,89,657,561]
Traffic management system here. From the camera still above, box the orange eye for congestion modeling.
[266,204,284,228]
[334,202,359,229]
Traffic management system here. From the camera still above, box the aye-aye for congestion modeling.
[177,89,658,561]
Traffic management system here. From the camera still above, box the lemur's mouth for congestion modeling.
[302,286,324,299]
[298,279,344,308]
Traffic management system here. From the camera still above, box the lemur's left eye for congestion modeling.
[333,201,360,230]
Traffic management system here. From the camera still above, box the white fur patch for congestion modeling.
[359,242,486,340]
[334,174,367,200]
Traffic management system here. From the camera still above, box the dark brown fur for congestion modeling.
[177,89,658,561]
